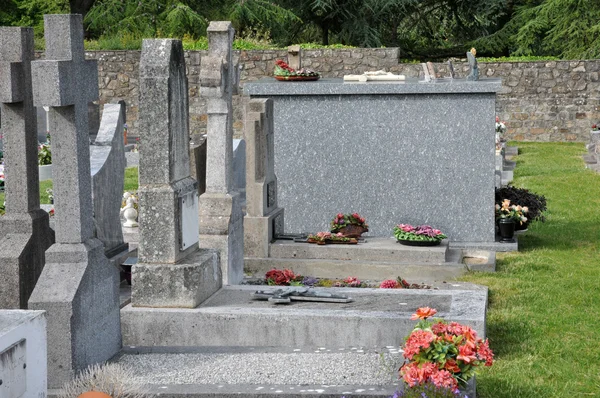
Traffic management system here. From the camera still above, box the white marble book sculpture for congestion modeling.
[344,70,405,82]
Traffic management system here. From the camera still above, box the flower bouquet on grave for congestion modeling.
[593,123,599,131]
[273,59,320,81]
[330,212,369,238]
[495,116,507,150]
[0,163,4,191]
[399,307,493,393]
[307,231,358,245]
[394,224,446,246]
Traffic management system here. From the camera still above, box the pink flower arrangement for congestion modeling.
[399,307,494,391]
[330,212,368,233]
[380,279,398,288]
[394,224,447,242]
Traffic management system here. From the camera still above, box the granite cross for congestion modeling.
[31,14,99,244]
[0,27,40,216]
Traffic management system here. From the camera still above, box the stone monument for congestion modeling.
[133,38,221,308]
[244,98,284,258]
[199,21,244,285]
[90,101,128,257]
[27,14,121,388]
[0,26,54,309]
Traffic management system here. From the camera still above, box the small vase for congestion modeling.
[336,224,368,238]
[498,218,515,242]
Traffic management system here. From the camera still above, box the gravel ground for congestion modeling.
[117,351,404,385]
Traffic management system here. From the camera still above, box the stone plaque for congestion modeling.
[0,339,27,398]
[180,190,199,250]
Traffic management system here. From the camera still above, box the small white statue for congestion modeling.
[121,192,138,227]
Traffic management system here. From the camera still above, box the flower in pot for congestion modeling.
[399,307,493,393]
[330,212,369,238]
[495,199,526,242]
[394,224,447,246]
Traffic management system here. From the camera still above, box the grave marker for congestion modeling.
[199,21,244,284]
[244,98,284,258]
[0,26,54,309]
[133,38,221,308]
[28,14,121,388]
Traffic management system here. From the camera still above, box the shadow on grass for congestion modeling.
[477,375,546,398]
[486,314,534,359]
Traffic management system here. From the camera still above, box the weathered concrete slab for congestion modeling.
[121,284,488,347]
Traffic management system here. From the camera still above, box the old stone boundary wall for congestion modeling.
[53,48,600,142]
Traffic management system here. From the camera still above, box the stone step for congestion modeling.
[244,257,467,282]
[109,346,403,398]
[269,237,448,263]
[121,284,487,348]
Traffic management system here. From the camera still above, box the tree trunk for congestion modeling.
[321,21,329,46]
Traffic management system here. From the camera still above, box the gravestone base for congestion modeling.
[138,178,198,264]
[199,192,244,285]
[0,209,54,309]
[244,207,284,258]
[132,249,221,308]
[28,238,121,389]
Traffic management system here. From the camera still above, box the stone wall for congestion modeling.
[73,49,600,142]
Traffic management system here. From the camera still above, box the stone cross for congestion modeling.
[28,14,121,388]
[0,27,54,309]
[244,98,284,258]
[287,45,301,70]
[31,14,98,244]
[199,21,244,284]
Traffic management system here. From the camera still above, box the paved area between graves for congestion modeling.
[115,346,403,385]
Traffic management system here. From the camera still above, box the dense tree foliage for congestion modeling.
[0,0,598,59]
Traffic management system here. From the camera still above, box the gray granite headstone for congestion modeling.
[244,98,284,258]
[27,14,121,388]
[90,101,127,257]
[0,26,54,309]
[35,106,49,143]
[133,38,220,308]
[245,78,501,243]
[199,21,244,285]
[233,138,246,201]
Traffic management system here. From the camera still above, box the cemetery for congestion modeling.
[0,10,598,398]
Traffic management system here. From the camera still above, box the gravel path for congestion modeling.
[118,351,403,385]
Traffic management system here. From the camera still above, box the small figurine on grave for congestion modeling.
[467,47,479,81]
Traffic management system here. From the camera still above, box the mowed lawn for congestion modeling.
[462,142,600,397]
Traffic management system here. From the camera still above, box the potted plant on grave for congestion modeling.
[495,199,526,242]
[394,224,447,246]
[399,307,493,395]
[495,185,546,230]
[273,59,320,81]
[0,162,4,192]
[495,116,507,150]
[38,134,52,181]
[330,212,369,238]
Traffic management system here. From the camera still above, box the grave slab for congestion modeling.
[121,284,488,348]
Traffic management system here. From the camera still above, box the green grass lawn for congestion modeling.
[462,142,600,397]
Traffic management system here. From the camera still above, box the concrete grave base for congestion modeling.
[132,249,222,308]
[0,310,47,398]
[28,238,121,388]
[243,207,284,258]
[199,191,244,285]
[0,209,54,309]
[121,284,488,348]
